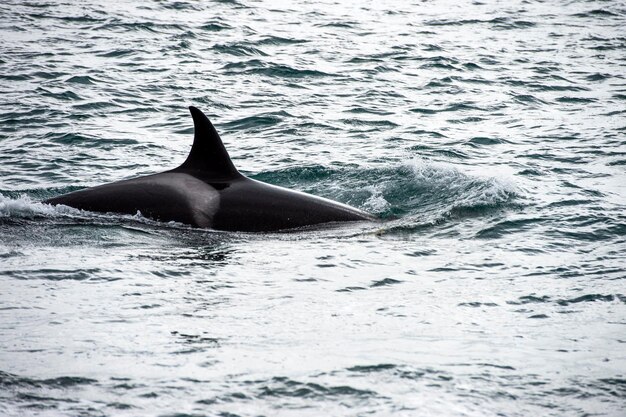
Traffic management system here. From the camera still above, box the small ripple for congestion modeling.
[316,21,358,29]
[336,286,367,293]
[466,136,509,146]
[30,71,67,79]
[345,107,393,116]
[96,49,136,58]
[25,13,107,24]
[0,371,97,388]
[0,250,23,259]
[408,129,447,139]
[585,73,612,82]
[171,331,220,354]
[556,96,597,104]
[546,199,594,208]
[2,268,106,281]
[340,118,398,129]
[410,102,489,114]
[43,132,138,147]
[573,9,620,18]
[347,364,396,373]
[38,88,82,101]
[512,94,547,105]
[254,35,308,45]
[594,378,626,397]
[223,60,332,78]
[503,79,590,92]
[212,43,267,57]
[0,74,32,81]
[65,75,98,85]
[199,21,232,31]
[94,21,184,33]
[404,249,436,257]
[507,294,625,306]
[256,376,377,399]
[221,111,291,130]
[160,1,203,11]
[425,17,536,30]
[557,294,624,306]
[459,302,499,307]
[73,101,121,110]
[370,278,402,287]
[476,217,545,239]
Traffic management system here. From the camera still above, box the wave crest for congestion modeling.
[0,194,78,219]
[253,158,519,224]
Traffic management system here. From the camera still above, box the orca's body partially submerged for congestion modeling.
[44,107,375,232]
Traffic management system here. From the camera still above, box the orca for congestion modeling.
[44,106,375,232]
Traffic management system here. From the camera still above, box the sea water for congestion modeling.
[0,1,625,416]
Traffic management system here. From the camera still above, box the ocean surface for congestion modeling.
[1,0,625,416]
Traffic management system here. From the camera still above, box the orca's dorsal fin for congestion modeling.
[176,106,240,178]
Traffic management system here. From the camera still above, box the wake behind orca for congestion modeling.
[44,107,376,232]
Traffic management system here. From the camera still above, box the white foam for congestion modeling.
[405,157,520,208]
[363,184,391,212]
[0,194,80,218]
[0,193,198,232]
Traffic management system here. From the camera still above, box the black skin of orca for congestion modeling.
[44,107,376,232]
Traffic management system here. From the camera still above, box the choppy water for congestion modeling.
[1,0,625,416]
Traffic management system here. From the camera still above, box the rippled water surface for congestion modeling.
[1,0,625,416]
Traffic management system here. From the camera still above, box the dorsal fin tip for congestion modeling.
[188,105,201,117]
[188,105,211,129]
[177,106,240,178]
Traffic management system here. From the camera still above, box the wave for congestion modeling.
[0,194,78,219]
[252,158,519,223]
[0,193,184,230]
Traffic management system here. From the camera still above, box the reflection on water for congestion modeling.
[1,0,625,416]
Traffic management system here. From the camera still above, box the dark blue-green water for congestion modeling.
[1,1,625,416]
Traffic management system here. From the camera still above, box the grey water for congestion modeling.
[1,0,625,416]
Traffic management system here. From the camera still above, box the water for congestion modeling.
[1,0,625,415]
